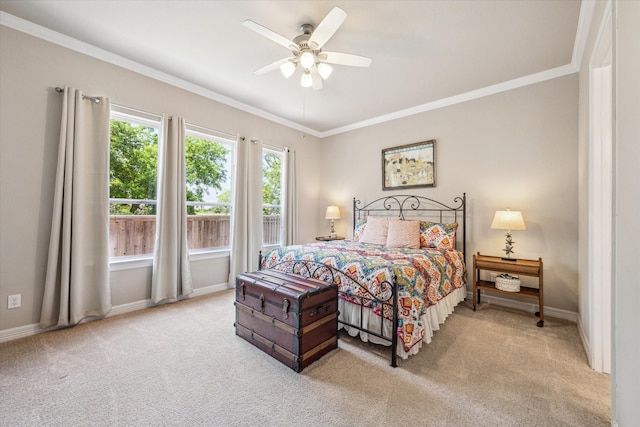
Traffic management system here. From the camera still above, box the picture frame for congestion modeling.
[382,140,436,190]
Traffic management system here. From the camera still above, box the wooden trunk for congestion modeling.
[234,269,338,372]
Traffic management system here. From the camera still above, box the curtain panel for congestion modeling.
[228,137,264,284]
[151,115,193,303]
[40,87,112,328]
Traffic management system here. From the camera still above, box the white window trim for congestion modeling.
[262,147,284,246]
[109,110,162,265]
[109,248,232,271]
[109,110,238,266]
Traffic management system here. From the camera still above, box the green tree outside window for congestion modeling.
[109,119,229,215]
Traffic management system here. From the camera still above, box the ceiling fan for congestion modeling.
[243,7,372,90]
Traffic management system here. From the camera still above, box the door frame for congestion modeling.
[588,2,612,374]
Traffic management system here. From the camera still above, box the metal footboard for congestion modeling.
[258,254,399,368]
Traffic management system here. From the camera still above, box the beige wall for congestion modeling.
[319,75,579,312]
[0,26,322,330]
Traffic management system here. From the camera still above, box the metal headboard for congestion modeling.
[353,193,467,260]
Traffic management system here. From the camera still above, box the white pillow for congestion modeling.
[386,219,421,249]
[359,216,389,245]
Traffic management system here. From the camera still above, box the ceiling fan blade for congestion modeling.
[243,19,299,52]
[310,67,323,90]
[320,52,372,67]
[254,57,295,75]
[308,7,347,50]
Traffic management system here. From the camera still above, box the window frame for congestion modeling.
[108,108,162,263]
[184,125,236,255]
[108,108,237,268]
[262,147,284,249]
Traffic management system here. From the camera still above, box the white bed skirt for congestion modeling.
[338,286,467,359]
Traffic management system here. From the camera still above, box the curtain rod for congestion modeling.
[250,139,284,151]
[55,86,103,104]
[55,87,238,140]
[186,122,237,141]
[55,86,156,118]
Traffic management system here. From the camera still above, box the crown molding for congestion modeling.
[0,11,323,138]
[320,64,577,138]
[2,3,591,139]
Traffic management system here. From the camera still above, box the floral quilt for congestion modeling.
[260,240,466,353]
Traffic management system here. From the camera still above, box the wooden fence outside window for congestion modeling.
[109,215,281,257]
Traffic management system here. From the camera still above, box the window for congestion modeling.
[262,148,283,246]
[109,111,161,258]
[184,127,234,252]
[109,110,236,259]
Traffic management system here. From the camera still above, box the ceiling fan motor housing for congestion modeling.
[299,23,314,35]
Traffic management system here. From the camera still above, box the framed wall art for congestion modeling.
[382,140,436,190]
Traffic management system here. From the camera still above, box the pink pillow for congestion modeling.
[359,217,389,245]
[386,220,421,249]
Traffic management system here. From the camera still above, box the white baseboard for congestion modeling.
[577,314,592,367]
[2,285,577,343]
[467,291,578,323]
[0,282,231,343]
[192,282,231,296]
[0,323,45,343]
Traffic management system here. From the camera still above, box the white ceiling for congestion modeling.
[0,1,583,137]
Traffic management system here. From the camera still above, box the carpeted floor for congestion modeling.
[0,289,610,426]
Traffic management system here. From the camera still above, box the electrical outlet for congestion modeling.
[490,273,497,282]
[8,294,21,309]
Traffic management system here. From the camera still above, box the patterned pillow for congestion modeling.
[359,216,389,246]
[386,219,421,249]
[353,218,367,241]
[419,221,458,250]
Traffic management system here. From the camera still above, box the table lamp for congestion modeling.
[325,206,340,238]
[491,208,526,261]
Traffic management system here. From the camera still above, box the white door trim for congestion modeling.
[588,2,612,374]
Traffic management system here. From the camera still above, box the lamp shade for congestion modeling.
[300,71,313,88]
[325,206,340,220]
[491,210,526,231]
[317,63,333,80]
[280,61,296,78]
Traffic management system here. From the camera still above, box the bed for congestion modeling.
[259,194,467,367]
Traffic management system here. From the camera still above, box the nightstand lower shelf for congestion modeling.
[475,280,540,299]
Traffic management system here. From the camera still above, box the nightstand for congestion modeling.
[315,236,345,241]
[473,252,544,327]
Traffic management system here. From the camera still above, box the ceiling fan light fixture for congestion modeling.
[280,61,296,78]
[300,70,313,87]
[300,51,315,69]
[244,7,372,90]
[317,63,333,80]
